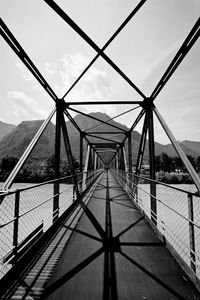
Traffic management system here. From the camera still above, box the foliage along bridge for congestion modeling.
[0,1,200,299]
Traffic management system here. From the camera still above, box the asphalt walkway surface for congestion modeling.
[43,170,200,300]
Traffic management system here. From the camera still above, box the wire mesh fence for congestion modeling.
[0,169,102,280]
[112,169,200,280]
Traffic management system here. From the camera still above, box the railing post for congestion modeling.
[53,104,61,223]
[188,193,196,273]
[13,190,20,264]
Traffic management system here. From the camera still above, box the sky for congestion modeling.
[0,0,200,144]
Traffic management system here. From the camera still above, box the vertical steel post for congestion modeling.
[135,115,148,176]
[83,144,90,190]
[79,133,83,191]
[128,132,132,190]
[79,133,83,173]
[123,146,128,189]
[188,193,196,273]
[60,112,79,199]
[116,153,119,172]
[94,152,97,170]
[53,105,61,223]
[146,105,157,225]
[13,190,20,264]
[128,132,132,173]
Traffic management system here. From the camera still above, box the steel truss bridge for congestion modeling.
[0,1,200,299]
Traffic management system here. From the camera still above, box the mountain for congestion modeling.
[155,142,200,158]
[0,120,16,142]
[0,120,55,163]
[0,113,199,166]
[182,140,200,156]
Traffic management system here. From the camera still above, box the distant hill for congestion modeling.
[0,120,16,142]
[0,113,199,166]
[155,142,200,158]
[0,120,55,163]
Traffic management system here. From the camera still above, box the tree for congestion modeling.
[186,155,196,170]
[155,155,161,172]
[196,156,200,173]
[0,156,19,180]
[160,152,172,172]
[172,156,184,172]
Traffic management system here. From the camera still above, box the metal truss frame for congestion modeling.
[0,3,200,207]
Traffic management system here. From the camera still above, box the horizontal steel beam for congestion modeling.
[93,143,119,149]
[66,101,143,105]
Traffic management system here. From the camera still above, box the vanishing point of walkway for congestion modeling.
[42,171,199,300]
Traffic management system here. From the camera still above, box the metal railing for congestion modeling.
[112,169,200,283]
[0,169,103,279]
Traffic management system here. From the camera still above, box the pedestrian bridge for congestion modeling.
[1,1,200,299]
[0,169,200,299]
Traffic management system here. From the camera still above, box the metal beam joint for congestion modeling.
[141,98,155,111]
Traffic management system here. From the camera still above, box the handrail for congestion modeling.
[0,169,103,280]
[111,169,200,284]
[128,172,200,197]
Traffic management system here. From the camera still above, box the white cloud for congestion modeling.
[56,53,114,115]
[138,39,182,86]
[14,53,115,116]
[15,62,42,91]
[45,62,56,75]
[15,62,34,81]
[7,91,48,121]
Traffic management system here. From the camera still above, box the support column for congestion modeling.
[146,104,157,225]
[53,105,61,223]
[135,115,148,176]
[128,132,132,190]
[94,152,97,170]
[128,132,132,173]
[60,111,79,198]
[79,133,83,173]
[116,153,119,172]
[83,144,90,189]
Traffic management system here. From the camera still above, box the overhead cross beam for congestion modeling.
[43,0,146,99]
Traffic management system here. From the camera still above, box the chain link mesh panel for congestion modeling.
[112,170,200,280]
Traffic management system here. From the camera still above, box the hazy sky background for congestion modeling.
[1,0,200,144]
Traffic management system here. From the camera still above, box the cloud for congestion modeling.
[7,91,48,121]
[15,62,42,91]
[138,39,182,87]
[56,53,114,115]
[14,53,115,116]
[45,62,56,75]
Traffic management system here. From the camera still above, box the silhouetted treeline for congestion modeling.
[155,152,200,173]
[0,155,79,183]
[0,152,199,184]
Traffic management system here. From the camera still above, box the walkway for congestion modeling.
[42,171,199,300]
